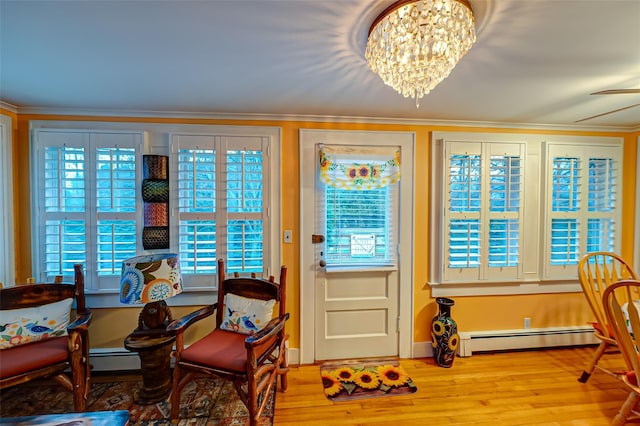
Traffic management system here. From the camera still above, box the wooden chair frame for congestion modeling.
[577,251,638,383]
[0,264,92,411]
[602,279,640,425]
[168,259,289,425]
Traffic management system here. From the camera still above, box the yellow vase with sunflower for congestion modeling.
[431,297,459,368]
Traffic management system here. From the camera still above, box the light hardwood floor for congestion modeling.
[274,346,635,426]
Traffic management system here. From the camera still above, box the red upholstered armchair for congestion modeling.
[168,259,289,426]
[0,264,92,411]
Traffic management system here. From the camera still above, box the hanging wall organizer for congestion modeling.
[142,155,170,250]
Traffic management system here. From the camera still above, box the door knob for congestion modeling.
[319,259,326,267]
[312,234,325,244]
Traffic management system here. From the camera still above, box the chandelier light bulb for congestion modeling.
[365,0,476,107]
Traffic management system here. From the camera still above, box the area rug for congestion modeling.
[0,375,274,425]
[320,357,417,401]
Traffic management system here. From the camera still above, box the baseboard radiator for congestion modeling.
[90,328,596,371]
[457,325,598,357]
[88,346,301,372]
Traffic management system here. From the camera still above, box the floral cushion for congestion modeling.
[0,298,72,349]
[220,293,275,335]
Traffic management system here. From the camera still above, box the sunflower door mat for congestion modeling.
[320,357,417,401]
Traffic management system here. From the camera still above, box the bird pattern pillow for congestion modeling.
[0,298,72,349]
[221,293,275,335]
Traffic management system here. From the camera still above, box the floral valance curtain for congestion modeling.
[319,145,401,190]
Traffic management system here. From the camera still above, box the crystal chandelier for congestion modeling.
[365,0,476,107]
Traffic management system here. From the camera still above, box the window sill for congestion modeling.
[85,288,216,309]
[429,280,581,297]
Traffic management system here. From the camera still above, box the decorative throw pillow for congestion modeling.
[220,293,276,335]
[0,298,73,349]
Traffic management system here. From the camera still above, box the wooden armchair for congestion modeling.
[577,251,637,383]
[602,279,640,425]
[0,264,92,412]
[168,259,289,426]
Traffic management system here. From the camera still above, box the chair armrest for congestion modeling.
[67,309,92,333]
[166,303,217,335]
[245,312,290,347]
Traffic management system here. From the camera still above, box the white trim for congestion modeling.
[12,104,640,132]
[0,114,15,287]
[432,281,581,297]
[430,131,624,296]
[299,129,415,364]
[636,134,640,274]
[0,101,18,114]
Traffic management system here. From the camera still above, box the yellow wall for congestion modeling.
[5,110,638,355]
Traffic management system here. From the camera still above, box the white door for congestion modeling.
[300,130,415,363]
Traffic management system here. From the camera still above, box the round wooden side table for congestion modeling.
[124,330,175,404]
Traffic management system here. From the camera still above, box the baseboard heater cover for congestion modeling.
[457,325,598,357]
[88,346,301,372]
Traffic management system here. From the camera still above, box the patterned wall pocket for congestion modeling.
[142,155,170,249]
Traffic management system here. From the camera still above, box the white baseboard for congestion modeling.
[412,325,598,358]
[89,328,594,371]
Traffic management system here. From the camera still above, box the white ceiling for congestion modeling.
[1,0,639,130]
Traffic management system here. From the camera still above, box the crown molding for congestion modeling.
[0,101,18,114]
[6,104,638,134]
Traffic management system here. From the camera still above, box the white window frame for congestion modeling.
[31,128,145,291]
[170,132,274,288]
[542,141,622,279]
[318,145,400,271]
[0,114,15,287]
[30,121,281,307]
[440,140,525,283]
[431,132,623,297]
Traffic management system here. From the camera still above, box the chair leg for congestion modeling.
[280,356,288,392]
[170,365,185,419]
[278,335,289,392]
[612,392,639,426]
[579,340,608,383]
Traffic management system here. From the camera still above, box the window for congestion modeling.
[31,123,281,304]
[173,134,271,287]
[431,132,623,296]
[318,145,400,269]
[32,130,142,291]
[543,143,621,279]
[0,114,14,287]
[441,141,524,282]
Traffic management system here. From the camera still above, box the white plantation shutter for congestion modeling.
[226,143,265,272]
[544,143,621,279]
[446,145,481,276]
[176,136,218,280]
[487,146,522,269]
[33,130,143,289]
[432,132,623,293]
[43,144,87,275]
[95,145,137,275]
[174,134,269,286]
[443,141,524,282]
